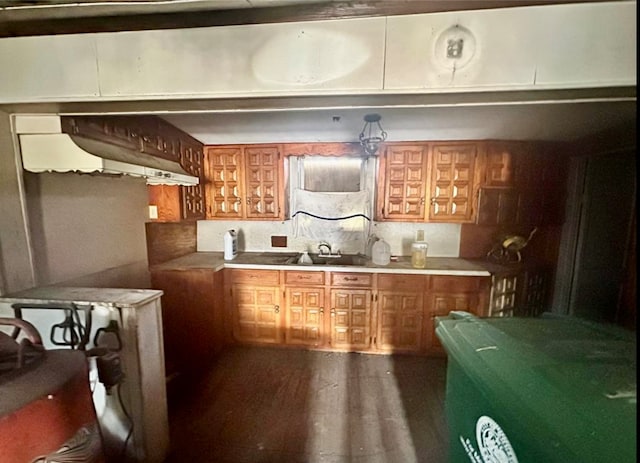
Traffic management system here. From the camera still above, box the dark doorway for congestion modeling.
[568,150,636,323]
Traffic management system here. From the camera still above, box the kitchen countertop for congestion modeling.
[0,286,163,308]
[151,251,504,276]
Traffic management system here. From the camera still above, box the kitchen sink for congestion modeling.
[285,253,368,266]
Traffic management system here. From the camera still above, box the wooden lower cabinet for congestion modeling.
[150,268,223,376]
[283,271,326,347]
[226,270,490,356]
[425,275,490,356]
[330,288,373,351]
[328,272,374,351]
[376,274,425,353]
[230,269,282,344]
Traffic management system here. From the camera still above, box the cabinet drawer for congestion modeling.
[377,274,426,291]
[230,269,280,285]
[330,272,373,287]
[285,271,325,285]
[430,276,485,292]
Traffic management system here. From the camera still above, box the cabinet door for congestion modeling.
[231,284,281,344]
[425,292,479,355]
[244,146,282,219]
[284,287,325,347]
[476,188,518,225]
[488,273,519,317]
[484,142,516,187]
[517,269,549,317]
[179,145,206,220]
[150,269,223,375]
[205,146,244,219]
[429,143,478,222]
[330,289,372,351]
[376,290,424,353]
[379,144,428,221]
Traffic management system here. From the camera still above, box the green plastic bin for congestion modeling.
[435,311,636,463]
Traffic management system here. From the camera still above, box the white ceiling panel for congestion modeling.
[161,100,636,144]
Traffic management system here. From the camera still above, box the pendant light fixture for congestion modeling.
[359,113,387,157]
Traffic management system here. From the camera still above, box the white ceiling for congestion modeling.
[161,100,637,144]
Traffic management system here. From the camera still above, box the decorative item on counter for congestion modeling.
[411,229,428,269]
[223,229,238,260]
[487,227,537,264]
[371,238,391,266]
[298,251,313,265]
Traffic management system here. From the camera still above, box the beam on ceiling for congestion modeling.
[0,0,620,38]
[0,86,635,116]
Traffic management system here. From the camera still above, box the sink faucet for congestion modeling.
[318,242,332,255]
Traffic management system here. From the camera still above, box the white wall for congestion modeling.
[197,220,460,257]
[23,172,150,287]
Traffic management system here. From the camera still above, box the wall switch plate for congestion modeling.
[271,236,287,247]
[148,205,158,220]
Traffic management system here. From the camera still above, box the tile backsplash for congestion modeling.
[197,220,461,257]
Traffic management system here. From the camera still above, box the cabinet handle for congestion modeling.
[344,277,358,282]
[420,197,425,205]
[320,307,324,314]
[330,308,336,317]
[298,275,312,280]
[274,305,280,313]
[246,198,251,205]
[430,197,437,205]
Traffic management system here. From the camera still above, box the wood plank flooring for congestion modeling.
[165,346,449,462]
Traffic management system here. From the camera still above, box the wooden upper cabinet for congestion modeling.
[204,144,283,220]
[378,144,428,221]
[205,146,244,219]
[428,143,479,222]
[477,141,570,226]
[179,145,207,220]
[484,142,519,187]
[244,146,281,219]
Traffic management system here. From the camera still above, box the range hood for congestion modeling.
[16,116,199,186]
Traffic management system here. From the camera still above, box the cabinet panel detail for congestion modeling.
[205,146,244,219]
[426,292,479,355]
[232,285,281,344]
[285,271,325,286]
[230,269,279,285]
[377,291,424,353]
[429,143,477,222]
[379,144,428,221]
[330,272,373,287]
[285,287,324,347]
[330,289,372,350]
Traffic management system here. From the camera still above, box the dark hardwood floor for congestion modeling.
[164,346,449,462]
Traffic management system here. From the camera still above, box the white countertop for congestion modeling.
[151,252,495,276]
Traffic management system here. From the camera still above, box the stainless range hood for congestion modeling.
[16,115,199,186]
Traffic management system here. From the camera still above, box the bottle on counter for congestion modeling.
[365,234,379,258]
[372,238,391,266]
[223,229,238,260]
[411,230,428,269]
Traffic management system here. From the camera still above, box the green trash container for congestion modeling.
[435,311,636,463]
